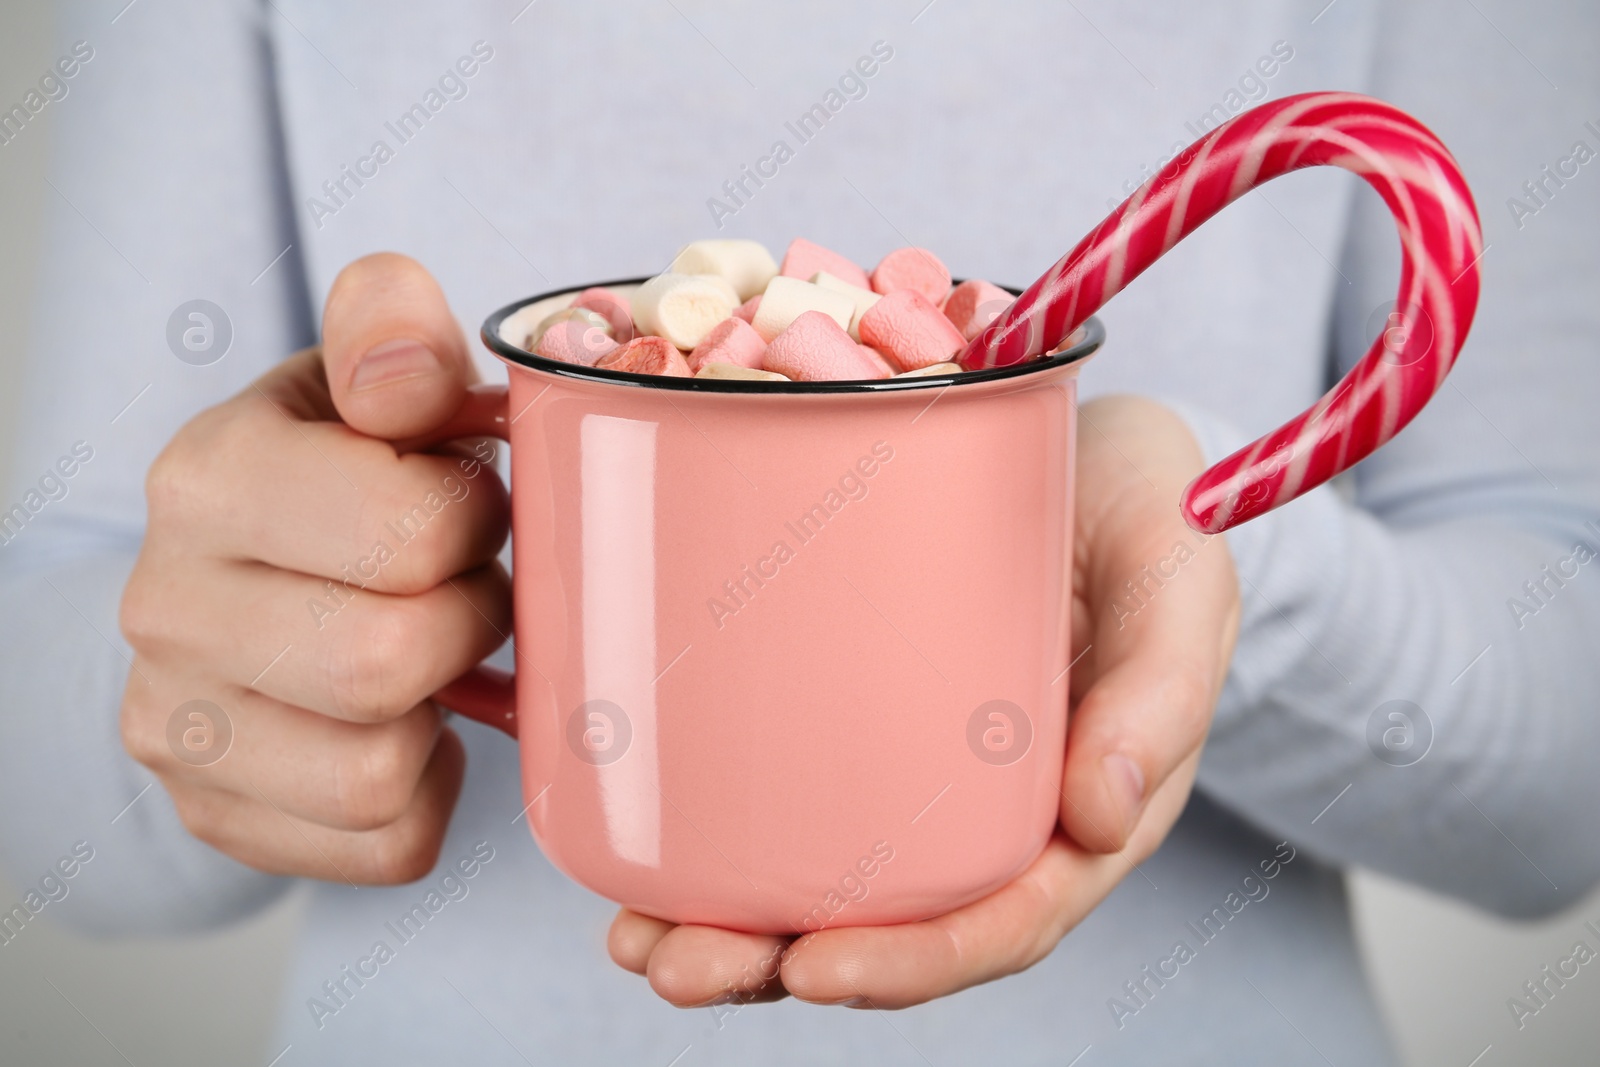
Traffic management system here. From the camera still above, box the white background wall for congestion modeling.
[2,3,1597,1064]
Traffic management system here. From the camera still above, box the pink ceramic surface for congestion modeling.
[435,286,1102,934]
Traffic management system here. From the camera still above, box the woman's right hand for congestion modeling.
[118,254,511,883]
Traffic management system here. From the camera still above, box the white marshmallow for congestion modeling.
[630,272,740,349]
[669,239,778,302]
[810,271,882,341]
[525,306,611,351]
[750,276,856,342]
[694,363,792,381]
[892,361,962,378]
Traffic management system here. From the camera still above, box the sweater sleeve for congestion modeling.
[1188,0,1600,917]
[0,0,314,934]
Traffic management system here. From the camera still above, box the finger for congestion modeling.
[148,359,509,595]
[321,253,477,439]
[607,910,675,975]
[782,757,1201,1009]
[1060,398,1239,852]
[121,556,511,723]
[644,924,792,1008]
[122,670,446,831]
[163,727,467,884]
[779,834,1104,1008]
[1059,542,1236,851]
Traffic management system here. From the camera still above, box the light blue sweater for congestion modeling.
[4,0,1600,1062]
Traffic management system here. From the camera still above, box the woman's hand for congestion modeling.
[608,395,1240,1009]
[119,254,510,884]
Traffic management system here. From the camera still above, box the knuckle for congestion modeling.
[118,566,167,652]
[118,689,168,768]
[326,601,429,722]
[329,722,429,831]
[379,546,447,596]
[357,457,507,594]
[143,435,196,521]
[356,489,455,595]
[170,787,233,851]
[145,401,260,526]
[366,814,444,885]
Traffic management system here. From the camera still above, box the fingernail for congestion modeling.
[351,338,441,391]
[1102,753,1146,838]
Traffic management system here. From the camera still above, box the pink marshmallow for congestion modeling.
[778,238,871,291]
[595,336,692,377]
[732,294,762,323]
[942,279,1013,342]
[571,287,635,341]
[858,290,967,372]
[534,318,620,366]
[688,317,767,372]
[857,344,894,378]
[762,311,890,382]
[869,247,952,306]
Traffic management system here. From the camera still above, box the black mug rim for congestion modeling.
[480,276,1104,394]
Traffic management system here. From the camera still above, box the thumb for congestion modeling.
[1058,397,1240,853]
[320,252,476,439]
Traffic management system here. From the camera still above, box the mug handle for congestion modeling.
[400,383,521,739]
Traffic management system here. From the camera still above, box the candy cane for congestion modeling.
[959,93,1483,533]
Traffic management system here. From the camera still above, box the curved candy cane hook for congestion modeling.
[959,92,1483,533]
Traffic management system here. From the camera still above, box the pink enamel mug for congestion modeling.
[433,279,1104,934]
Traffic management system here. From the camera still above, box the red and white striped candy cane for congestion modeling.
[959,92,1483,533]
